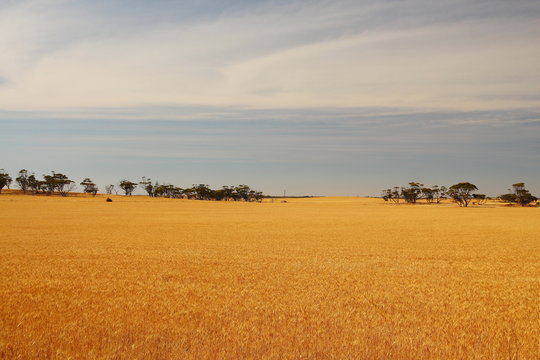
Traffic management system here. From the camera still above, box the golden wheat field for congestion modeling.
[0,193,538,359]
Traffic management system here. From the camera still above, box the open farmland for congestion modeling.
[0,194,538,359]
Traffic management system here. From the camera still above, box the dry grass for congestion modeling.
[0,194,538,359]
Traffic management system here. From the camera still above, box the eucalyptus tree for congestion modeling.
[80,178,98,196]
[251,190,264,202]
[43,172,75,196]
[0,169,12,194]
[391,187,401,203]
[432,185,447,203]
[381,187,401,203]
[401,182,423,204]
[192,184,212,200]
[472,194,487,205]
[27,174,41,195]
[447,182,478,207]
[15,169,30,193]
[154,183,183,198]
[499,183,537,206]
[221,186,235,201]
[139,177,155,197]
[182,187,196,199]
[105,184,116,195]
[234,184,253,202]
[119,180,137,196]
[421,187,434,203]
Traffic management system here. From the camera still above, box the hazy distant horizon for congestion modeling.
[2,1,539,196]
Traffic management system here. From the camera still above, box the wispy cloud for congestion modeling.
[1,0,539,111]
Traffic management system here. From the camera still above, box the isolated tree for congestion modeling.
[447,182,478,207]
[119,180,137,196]
[15,169,30,193]
[499,183,537,206]
[139,177,155,197]
[80,178,98,196]
[0,169,12,194]
[105,184,116,195]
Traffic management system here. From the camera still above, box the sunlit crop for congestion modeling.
[0,194,538,359]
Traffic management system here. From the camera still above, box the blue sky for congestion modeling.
[1,0,539,196]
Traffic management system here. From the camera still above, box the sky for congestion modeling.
[1,0,539,196]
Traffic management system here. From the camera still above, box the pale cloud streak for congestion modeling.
[1,0,539,112]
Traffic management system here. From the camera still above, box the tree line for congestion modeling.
[1,169,537,206]
[0,169,264,202]
[382,182,538,207]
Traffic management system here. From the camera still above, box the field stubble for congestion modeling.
[0,195,538,359]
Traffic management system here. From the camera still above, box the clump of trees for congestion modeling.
[36,172,76,196]
[1,169,266,201]
[139,177,183,198]
[3,169,77,196]
[383,182,489,207]
[499,183,537,206]
[4,167,538,208]
[472,194,487,205]
[137,177,263,201]
[383,181,540,207]
[0,169,12,194]
[382,183,448,204]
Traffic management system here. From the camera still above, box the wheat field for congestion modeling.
[0,194,538,359]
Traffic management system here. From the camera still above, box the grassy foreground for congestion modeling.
[0,194,538,359]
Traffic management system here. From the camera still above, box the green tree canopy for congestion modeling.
[499,183,537,206]
[80,178,98,196]
[447,182,478,207]
[0,169,12,194]
[119,180,137,196]
[43,172,75,196]
[15,169,29,193]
